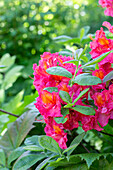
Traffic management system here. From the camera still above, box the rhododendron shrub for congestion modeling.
[33,22,113,149]
[99,0,113,17]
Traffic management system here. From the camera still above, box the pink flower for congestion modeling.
[103,21,113,33]
[44,117,67,149]
[99,0,113,17]
[35,91,62,119]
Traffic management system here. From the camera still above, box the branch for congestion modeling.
[100,131,113,137]
[0,109,19,118]
[80,142,90,153]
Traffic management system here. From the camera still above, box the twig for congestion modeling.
[99,131,113,137]
[80,142,90,153]
[0,109,19,118]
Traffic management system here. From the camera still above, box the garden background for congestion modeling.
[0,0,113,169]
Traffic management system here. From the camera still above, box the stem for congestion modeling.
[99,131,113,137]
[80,142,90,153]
[0,109,19,118]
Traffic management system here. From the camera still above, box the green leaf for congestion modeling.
[2,66,24,90]
[74,48,83,59]
[58,163,88,170]
[81,51,113,68]
[76,153,113,168]
[80,56,88,63]
[54,117,68,124]
[13,151,46,170]
[0,54,16,72]
[54,108,69,124]
[63,133,86,155]
[23,145,43,152]
[73,88,89,105]
[44,87,58,93]
[8,147,25,166]
[24,135,40,146]
[72,105,95,115]
[103,71,113,83]
[0,115,9,123]
[53,35,72,42]
[38,136,61,155]
[46,66,72,78]
[80,28,85,40]
[0,149,6,167]
[2,90,24,114]
[36,157,53,170]
[79,26,90,40]
[64,88,89,108]
[0,89,5,103]
[48,155,82,169]
[74,73,102,85]
[0,111,38,153]
[0,65,6,68]
[53,36,80,44]
[59,51,73,56]
[63,60,79,66]
[59,90,71,103]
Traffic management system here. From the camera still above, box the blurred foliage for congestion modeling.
[0,0,112,97]
[0,0,113,76]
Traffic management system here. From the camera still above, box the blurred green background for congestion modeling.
[0,0,113,104]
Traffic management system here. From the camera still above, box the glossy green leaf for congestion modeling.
[76,153,113,168]
[38,136,61,155]
[13,151,46,170]
[23,145,43,152]
[72,105,95,115]
[59,51,73,56]
[54,108,69,124]
[58,163,88,170]
[73,88,89,105]
[103,71,113,83]
[74,48,83,59]
[63,60,79,66]
[48,155,82,169]
[0,149,6,167]
[80,56,88,62]
[36,157,53,170]
[0,111,38,153]
[81,51,113,68]
[53,36,80,44]
[24,135,40,146]
[63,133,86,155]
[74,73,102,85]
[44,87,58,93]
[8,147,25,166]
[59,90,71,103]
[54,117,68,124]
[64,88,89,108]
[46,66,72,78]
[53,35,72,42]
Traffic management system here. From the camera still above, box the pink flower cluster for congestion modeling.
[90,21,113,127]
[33,49,107,149]
[33,19,113,149]
[99,0,113,17]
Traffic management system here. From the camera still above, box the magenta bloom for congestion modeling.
[44,117,67,149]
[35,91,62,119]
[103,21,113,33]
[99,0,113,17]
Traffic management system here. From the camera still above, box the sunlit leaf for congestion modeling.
[46,66,72,78]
